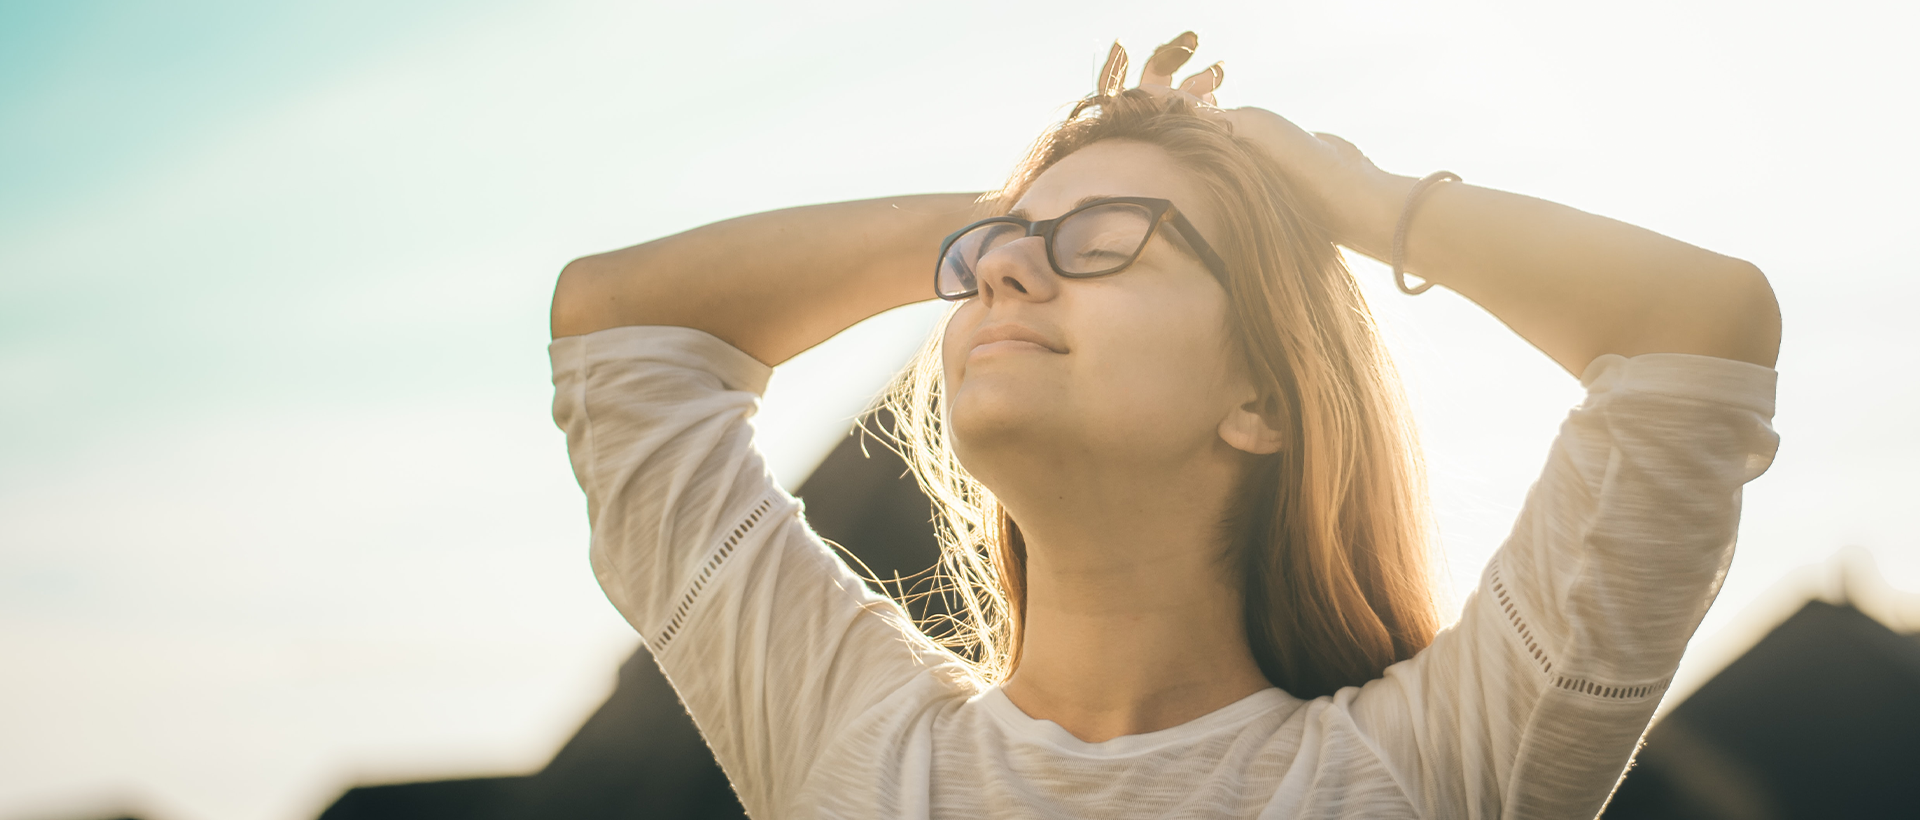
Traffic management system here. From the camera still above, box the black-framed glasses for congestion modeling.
[933,196,1229,301]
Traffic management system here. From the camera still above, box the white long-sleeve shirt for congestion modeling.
[550,325,1778,819]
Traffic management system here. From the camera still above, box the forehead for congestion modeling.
[1013,139,1217,230]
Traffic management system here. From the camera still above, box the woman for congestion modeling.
[548,34,1779,819]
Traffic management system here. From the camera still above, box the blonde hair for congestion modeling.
[877,90,1439,698]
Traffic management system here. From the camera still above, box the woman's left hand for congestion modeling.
[1110,32,1778,372]
[1118,33,1409,258]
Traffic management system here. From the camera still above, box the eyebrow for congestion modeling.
[1007,194,1118,221]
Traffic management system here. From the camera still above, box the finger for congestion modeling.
[1177,62,1224,98]
[1140,31,1198,88]
[1097,41,1129,97]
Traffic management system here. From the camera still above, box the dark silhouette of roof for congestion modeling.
[1603,598,1920,819]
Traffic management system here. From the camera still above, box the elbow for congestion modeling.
[1619,258,1781,369]
[550,254,608,340]
[1720,259,1781,368]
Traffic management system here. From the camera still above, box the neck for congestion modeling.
[991,450,1273,743]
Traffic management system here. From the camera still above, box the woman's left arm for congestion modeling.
[1222,107,1782,373]
[1222,109,1784,818]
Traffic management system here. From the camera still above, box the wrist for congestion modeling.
[1333,171,1417,261]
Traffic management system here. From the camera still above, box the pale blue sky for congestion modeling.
[0,1,507,216]
[2,2,1916,819]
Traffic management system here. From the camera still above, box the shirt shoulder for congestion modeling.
[550,324,774,396]
[1578,352,1776,415]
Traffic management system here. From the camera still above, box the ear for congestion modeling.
[1218,392,1286,455]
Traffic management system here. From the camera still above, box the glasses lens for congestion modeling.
[937,221,1025,298]
[1053,202,1156,276]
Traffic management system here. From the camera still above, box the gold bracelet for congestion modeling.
[1391,171,1461,295]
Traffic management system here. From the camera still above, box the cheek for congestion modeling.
[1074,287,1241,439]
[1091,320,1231,416]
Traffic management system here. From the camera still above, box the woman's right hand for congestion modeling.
[550,192,981,361]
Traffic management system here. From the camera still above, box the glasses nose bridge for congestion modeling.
[1023,214,1068,270]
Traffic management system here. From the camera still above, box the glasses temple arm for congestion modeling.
[1167,211,1230,279]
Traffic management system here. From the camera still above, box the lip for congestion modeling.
[969,323,1067,356]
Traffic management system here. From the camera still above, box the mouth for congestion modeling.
[968,323,1067,356]
[970,339,1057,358]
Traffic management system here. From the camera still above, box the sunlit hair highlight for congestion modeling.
[875,89,1440,698]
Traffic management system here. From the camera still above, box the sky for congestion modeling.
[1,1,1916,818]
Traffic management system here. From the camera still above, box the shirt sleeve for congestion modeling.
[1344,352,1780,820]
[550,325,959,817]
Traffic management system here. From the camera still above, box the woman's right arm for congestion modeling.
[548,194,985,811]
[550,193,984,362]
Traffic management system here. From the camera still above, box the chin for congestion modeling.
[947,381,1059,468]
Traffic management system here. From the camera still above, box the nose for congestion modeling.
[975,236,1060,305]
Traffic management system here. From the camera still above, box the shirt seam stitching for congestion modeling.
[1488,554,1673,701]
[649,490,778,655]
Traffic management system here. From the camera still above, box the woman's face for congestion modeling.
[943,139,1256,482]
